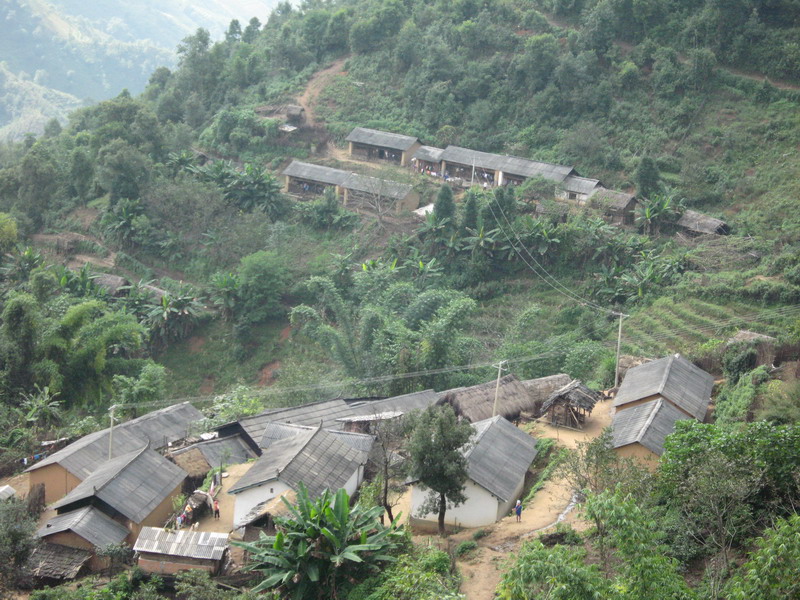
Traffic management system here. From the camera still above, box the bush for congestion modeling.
[455,540,478,557]
[236,250,288,325]
[472,528,489,540]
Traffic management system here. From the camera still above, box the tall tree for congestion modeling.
[433,184,456,225]
[406,405,474,535]
[634,156,660,199]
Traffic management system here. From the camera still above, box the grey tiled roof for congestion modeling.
[346,127,420,151]
[612,399,691,456]
[465,416,538,502]
[260,422,374,457]
[53,448,187,524]
[562,175,602,195]
[38,505,129,548]
[27,543,92,580]
[413,146,444,162]
[282,160,349,186]
[229,427,368,499]
[614,354,713,421]
[343,172,414,200]
[589,188,636,210]
[439,146,575,182]
[194,435,257,468]
[134,527,228,561]
[27,402,203,479]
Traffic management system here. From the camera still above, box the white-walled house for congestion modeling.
[228,425,372,528]
[409,416,538,530]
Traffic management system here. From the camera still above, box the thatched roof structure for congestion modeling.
[677,210,729,235]
[520,373,572,417]
[541,380,602,414]
[442,374,554,423]
[171,447,212,478]
[94,274,128,296]
[727,330,776,345]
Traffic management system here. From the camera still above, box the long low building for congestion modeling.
[281,160,420,213]
[346,127,421,166]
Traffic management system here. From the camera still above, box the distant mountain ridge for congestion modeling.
[0,0,279,140]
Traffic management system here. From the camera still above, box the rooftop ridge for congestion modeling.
[635,399,663,443]
[281,424,324,476]
[95,445,149,495]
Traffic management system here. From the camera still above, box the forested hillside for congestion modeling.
[1,0,800,596]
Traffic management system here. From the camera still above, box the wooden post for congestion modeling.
[492,360,507,418]
[614,312,627,389]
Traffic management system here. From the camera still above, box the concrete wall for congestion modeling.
[410,479,503,529]
[232,480,292,528]
[138,553,220,576]
[30,464,82,505]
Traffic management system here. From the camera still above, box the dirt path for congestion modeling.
[445,399,614,600]
[297,57,348,126]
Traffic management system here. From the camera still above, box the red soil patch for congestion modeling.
[279,325,292,342]
[257,360,281,386]
[199,376,215,395]
[187,336,206,353]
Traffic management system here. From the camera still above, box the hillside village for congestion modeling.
[3,351,721,591]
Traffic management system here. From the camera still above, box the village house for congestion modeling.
[26,542,94,584]
[588,188,638,225]
[411,145,444,174]
[409,415,538,530]
[442,373,571,423]
[341,172,420,213]
[613,354,714,421]
[282,160,348,197]
[559,175,603,202]
[228,425,373,529]
[677,209,730,235]
[612,398,693,463]
[26,402,202,504]
[169,434,257,488]
[42,446,187,557]
[346,127,421,166]
[133,527,229,576]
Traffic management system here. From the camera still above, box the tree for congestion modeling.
[634,156,660,199]
[236,251,288,325]
[726,513,800,600]
[406,405,474,535]
[433,184,456,226]
[235,484,403,599]
[0,212,18,253]
[19,384,62,432]
[460,189,480,234]
[369,416,407,523]
[0,498,38,590]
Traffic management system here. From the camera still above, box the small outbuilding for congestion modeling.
[677,210,730,235]
[281,160,348,197]
[346,127,421,166]
[540,380,602,429]
[26,543,93,583]
[94,274,129,297]
[560,175,602,202]
[409,416,538,530]
[612,398,692,464]
[134,527,229,576]
[0,484,16,500]
[589,189,638,225]
[342,172,420,213]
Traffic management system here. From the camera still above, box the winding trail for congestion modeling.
[296,57,348,126]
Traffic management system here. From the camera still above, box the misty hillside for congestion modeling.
[0,0,280,139]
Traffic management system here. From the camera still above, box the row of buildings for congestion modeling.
[17,354,714,583]
[282,126,729,234]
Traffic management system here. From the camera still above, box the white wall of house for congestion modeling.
[410,479,505,529]
[344,465,363,496]
[231,480,292,528]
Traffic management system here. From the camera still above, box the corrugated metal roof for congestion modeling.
[38,505,129,548]
[27,543,92,580]
[562,175,602,195]
[439,146,575,183]
[346,127,420,151]
[53,448,187,524]
[27,403,203,479]
[229,427,368,498]
[589,188,636,210]
[343,172,414,200]
[260,422,374,456]
[612,399,691,455]
[464,416,538,502]
[413,146,444,162]
[281,160,349,186]
[614,354,713,421]
[133,527,228,561]
[0,484,16,500]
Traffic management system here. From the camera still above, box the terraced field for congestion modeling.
[620,298,799,357]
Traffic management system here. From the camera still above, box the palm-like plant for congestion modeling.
[20,384,62,432]
[236,484,404,600]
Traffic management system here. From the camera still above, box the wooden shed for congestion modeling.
[134,527,229,576]
[677,210,730,235]
[589,189,638,225]
[94,274,129,297]
[559,175,602,203]
[540,380,602,429]
[26,543,93,583]
[346,127,421,166]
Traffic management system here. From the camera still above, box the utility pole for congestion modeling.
[492,360,508,417]
[108,404,117,460]
[613,312,628,389]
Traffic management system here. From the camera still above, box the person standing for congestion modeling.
[213,499,220,520]
[515,499,522,522]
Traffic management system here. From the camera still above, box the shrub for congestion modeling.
[455,540,478,557]
[472,528,489,541]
